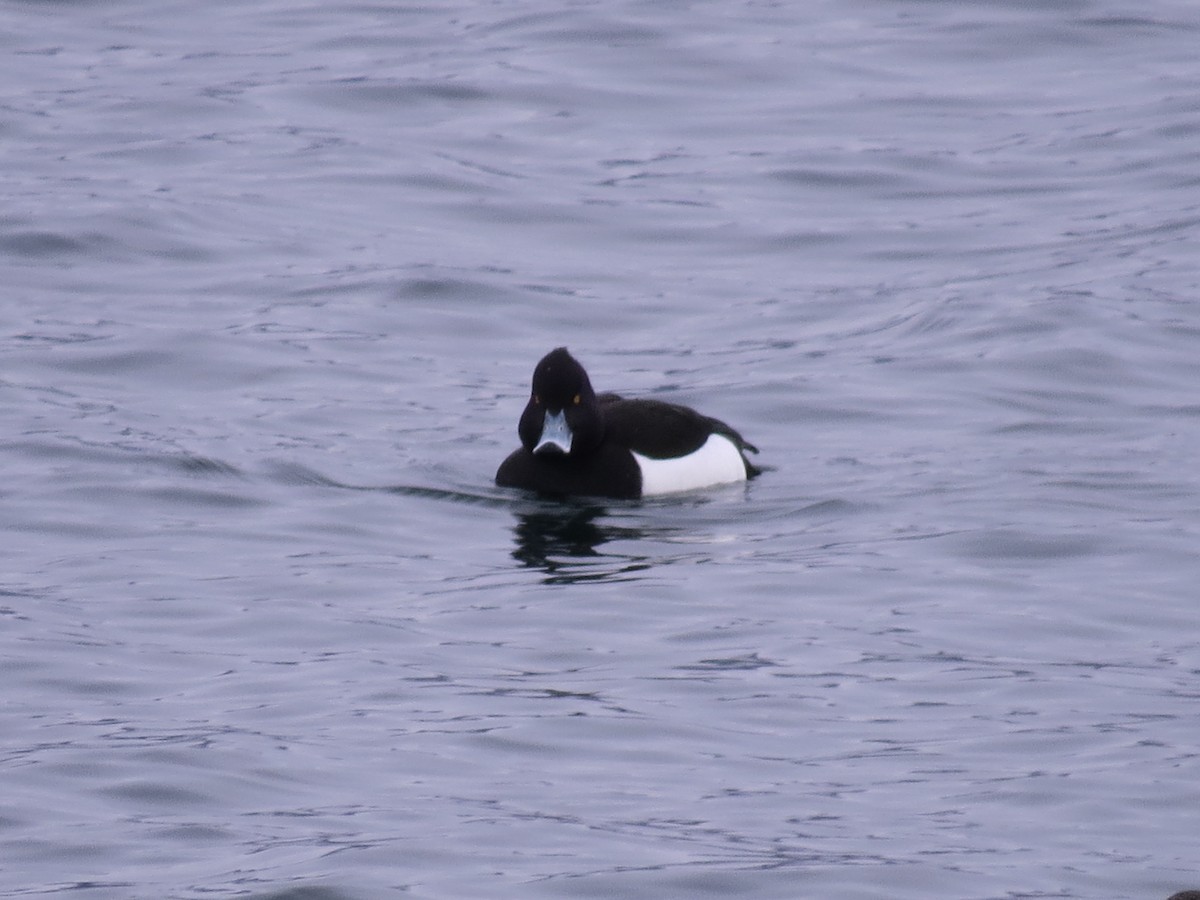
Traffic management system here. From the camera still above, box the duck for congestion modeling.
[495,347,760,499]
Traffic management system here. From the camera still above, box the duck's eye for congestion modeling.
[573,394,581,405]
[533,393,540,405]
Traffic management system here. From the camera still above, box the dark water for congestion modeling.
[3,1,1199,898]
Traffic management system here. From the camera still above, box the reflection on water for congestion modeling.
[508,504,658,585]
[266,461,673,585]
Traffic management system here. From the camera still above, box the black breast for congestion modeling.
[495,442,642,499]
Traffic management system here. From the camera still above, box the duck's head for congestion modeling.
[517,347,602,458]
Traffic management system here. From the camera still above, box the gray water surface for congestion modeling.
[3,1,1199,898]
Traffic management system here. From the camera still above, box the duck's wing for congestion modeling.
[603,398,758,462]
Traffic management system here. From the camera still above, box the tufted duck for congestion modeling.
[496,348,760,499]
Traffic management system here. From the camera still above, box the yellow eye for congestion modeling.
[573,394,581,405]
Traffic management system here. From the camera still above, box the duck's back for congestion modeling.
[601,396,759,469]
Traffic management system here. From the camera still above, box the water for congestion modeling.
[3,1,1199,897]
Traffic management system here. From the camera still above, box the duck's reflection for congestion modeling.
[509,503,655,584]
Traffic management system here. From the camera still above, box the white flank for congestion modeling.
[632,434,747,496]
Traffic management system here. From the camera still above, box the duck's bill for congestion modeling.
[533,410,573,455]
